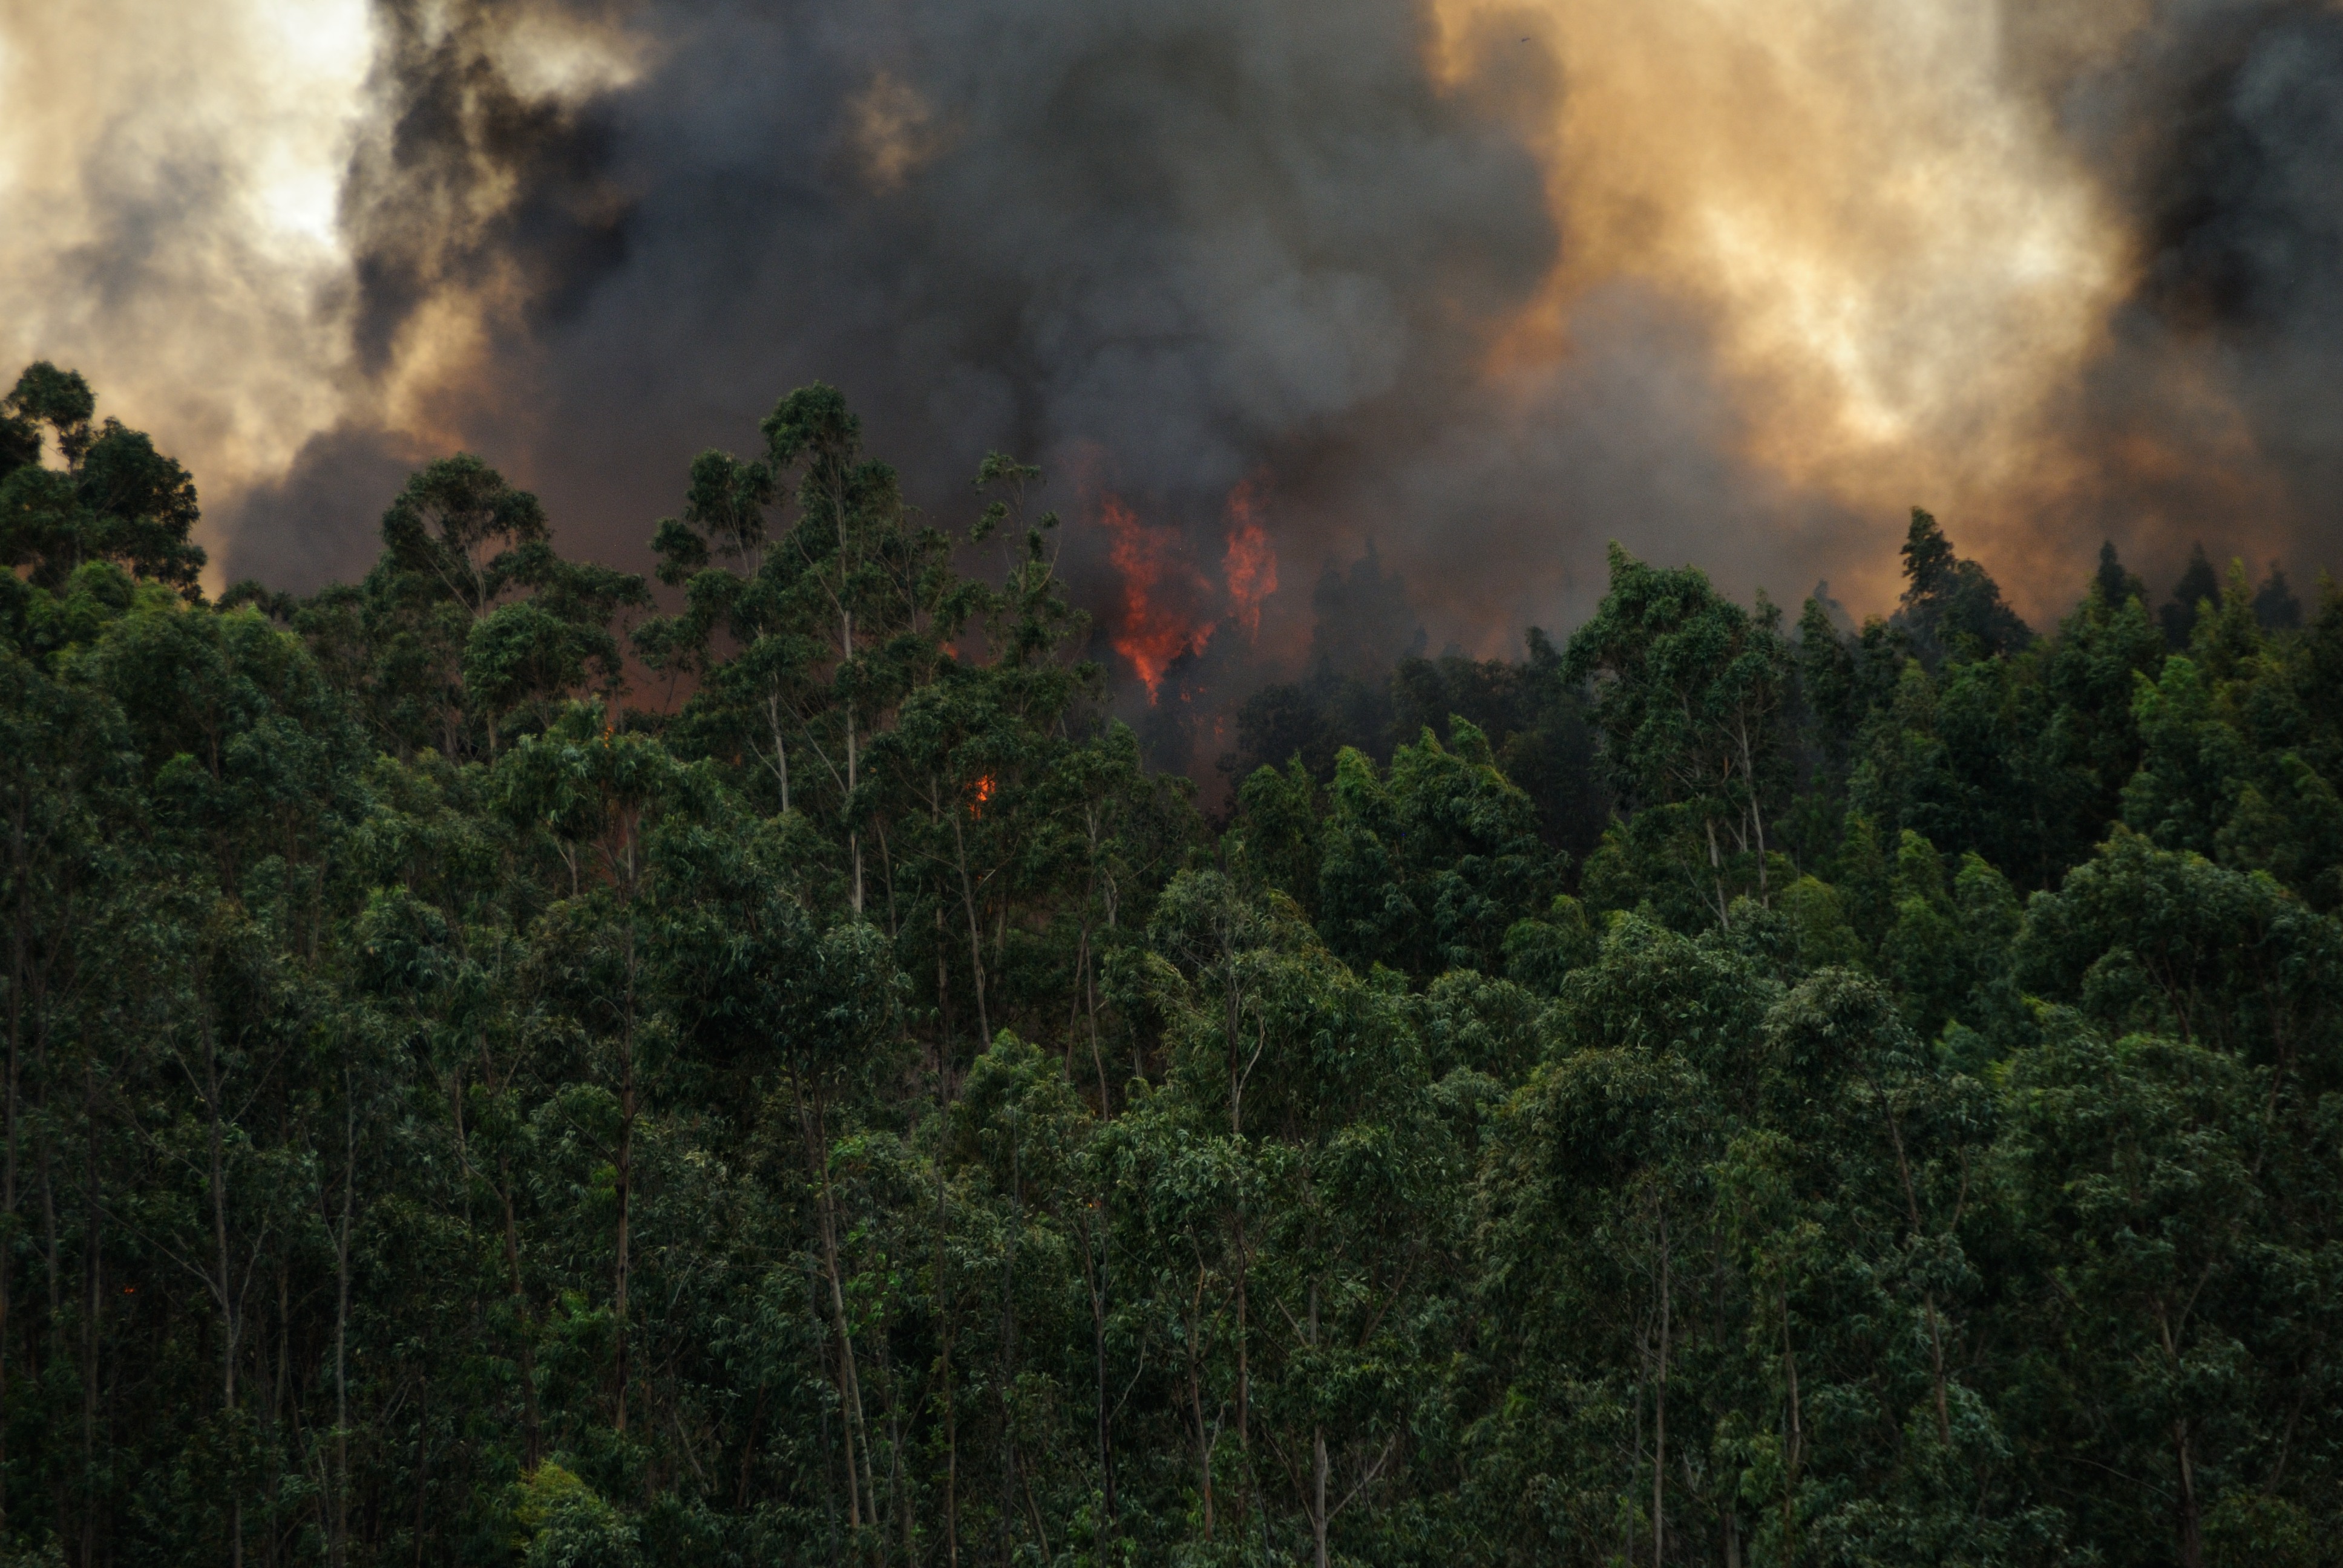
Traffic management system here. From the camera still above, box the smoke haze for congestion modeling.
[8,0,2343,687]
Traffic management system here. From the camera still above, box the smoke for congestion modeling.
[2045,1,2343,578]
[10,0,2343,688]
[0,0,372,500]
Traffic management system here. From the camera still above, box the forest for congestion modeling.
[1,360,2339,1568]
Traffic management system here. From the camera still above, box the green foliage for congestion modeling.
[1898,505,2032,663]
[2016,829,2343,1075]
[381,454,551,616]
[5,364,2343,1568]
[512,1465,639,1568]
[1565,543,1793,922]
[1316,720,1560,979]
[1217,627,1604,863]
[0,363,203,592]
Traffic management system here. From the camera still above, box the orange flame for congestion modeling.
[1097,493,1214,703]
[970,774,994,817]
[1222,479,1279,638]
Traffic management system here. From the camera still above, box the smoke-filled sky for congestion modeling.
[7,0,2343,681]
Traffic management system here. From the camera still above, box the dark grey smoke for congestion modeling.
[223,423,426,590]
[209,0,2343,679]
[216,0,1741,672]
[2034,0,2343,595]
[344,0,637,374]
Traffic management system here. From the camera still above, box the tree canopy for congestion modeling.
[3,364,2340,1568]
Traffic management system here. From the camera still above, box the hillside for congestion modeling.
[3,367,2339,1567]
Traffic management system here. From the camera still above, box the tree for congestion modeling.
[0,362,205,592]
[2162,543,2222,650]
[2014,830,2343,1078]
[1316,720,1558,978]
[1994,1019,2327,1568]
[381,455,550,624]
[1565,546,1794,923]
[1897,508,2030,664]
[10,357,2343,1568]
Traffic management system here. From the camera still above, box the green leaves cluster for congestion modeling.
[4,365,2343,1568]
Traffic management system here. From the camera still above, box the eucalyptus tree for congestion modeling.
[0,363,205,594]
[16,350,2343,1568]
[755,385,954,918]
[1565,544,1794,923]
[1315,717,1559,979]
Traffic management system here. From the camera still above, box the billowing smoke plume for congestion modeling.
[296,0,1574,671]
[2041,0,2343,574]
[0,0,371,509]
[10,0,2343,690]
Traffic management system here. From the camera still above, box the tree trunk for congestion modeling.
[932,931,961,1568]
[494,1160,542,1467]
[1875,1075,1955,1450]
[939,1207,958,1568]
[333,1074,355,1568]
[264,1264,290,1568]
[1781,1303,1801,1568]
[949,805,989,1045]
[1,780,22,1535]
[410,1401,428,1568]
[768,690,791,815]
[80,1054,102,1567]
[1081,1203,1117,1529]
[855,1186,909,1568]
[203,1019,244,1568]
[1186,1267,1215,1541]
[1653,1211,1668,1568]
[842,601,863,920]
[1310,1280,1328,1568]
[2175,1419,2203,1568]
[1735,714,1770,900]
[999,1111,1021,1568]
[1704,817,1729,927]
[39,1033,57,1321]
[1233,1215,1251,1526]
[1225,976,1253,1525]
[612,923,637,1436]
[1081,917,1110,1116]
[798,1079,875,1534]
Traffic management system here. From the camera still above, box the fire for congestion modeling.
[1096,493,1214,703]
[1222,479,1278,638]
[970,774,994,816]
[1093,480,1283,703]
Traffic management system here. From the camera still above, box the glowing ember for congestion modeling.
[1096,493,1213,703]
[1222,479,1279,638]
[970,774,994,816]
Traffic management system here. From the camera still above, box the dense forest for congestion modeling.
[2,359,2341,1568]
